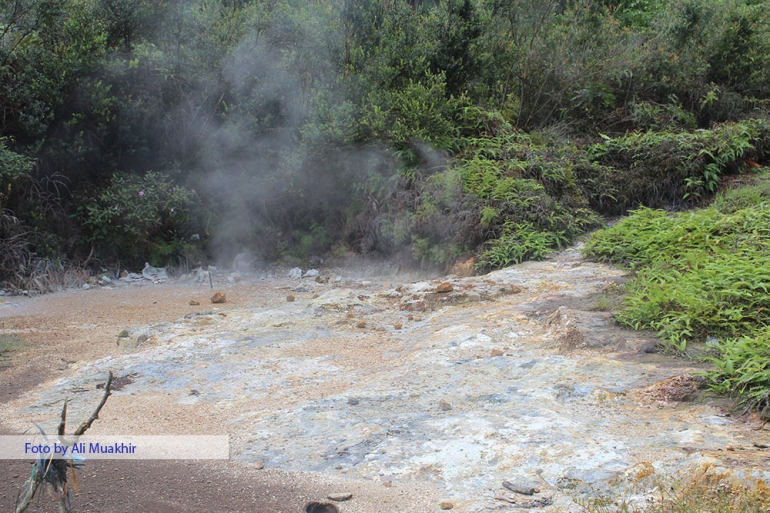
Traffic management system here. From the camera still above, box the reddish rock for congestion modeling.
[436,282,453,293]
[210,291,226,304]
[490,349,504,357]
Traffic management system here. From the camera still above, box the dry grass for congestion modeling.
[577,469,770,513]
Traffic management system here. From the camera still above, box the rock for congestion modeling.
[347,398,359,405]
[189,300,200,306]
[327,493,353,502]
[312,289,361,310]
[304,501,339,513]
[195,268,210,283]
[228,273,242,283]
[82,283,91,290]
[436,282,453,293]
[440,501,454,510]
[142,262,168,281]
[286,295,296,302]
[100,276,112,284]
[294,286,309,292]
[438,399,453,411]
[210,291,226,304]
[303,269,319,278]
[356,320,366,329]
[502,480,539,495]
[393,322,403,330]
[315,275,328,284]
[120,270,129,278]
[253,460,264,470]
[490,349,504,357]
[288,267,303,279]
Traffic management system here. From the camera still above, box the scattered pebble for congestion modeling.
[327,493,353,502]
[490,349,504,357]
[436,282,453,293]
[438,399,453,411]
[286,295,296,302]
[393,322,403,330]
[347,398,359,405]
[440,501,454,510]
[356,320,366,329]
[189,300,200,306]
[210,291,226,304]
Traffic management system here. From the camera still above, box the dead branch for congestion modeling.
[15,372,114,513]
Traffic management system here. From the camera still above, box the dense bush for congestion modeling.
[584,176,770,412]
[76,172,207,266]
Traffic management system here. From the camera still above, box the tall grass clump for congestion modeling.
[584,174,770,414]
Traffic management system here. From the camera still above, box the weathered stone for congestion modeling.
[286,295,296,302]
[210,291,226,304]
[288,267,302,279]
[440,501,454,510]
[436,282,453,293]
[438,399,452,411]
[327,493,353,502]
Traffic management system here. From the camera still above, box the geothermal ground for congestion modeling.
[1,246,769,512]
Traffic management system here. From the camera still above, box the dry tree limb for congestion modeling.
[15,372,114,513]
[73,371,113,436]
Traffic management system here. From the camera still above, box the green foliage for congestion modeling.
[0,138,34,204]
[585,119,770,213]
[76,171,207,266]
[585,177,770,410]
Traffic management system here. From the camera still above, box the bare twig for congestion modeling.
[73,371,113,436]
[15,372,114,513]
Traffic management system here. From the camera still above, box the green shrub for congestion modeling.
[76,171,207,266]
[584,177,770,412]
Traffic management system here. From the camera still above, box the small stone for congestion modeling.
[327,493,353,502]
[383,481,392,487]
[210,291,226,304]
[502,480,537,495]
[438,399,452,411]
[490,349,504,357]
[347,397,359,405]
[82,283,91,290]
[120,270,129,278]
[189,300,200,306]
[288,267,303,279]
[303,269,320,278]
[294,286,309,292]
[436,282,453,293]
[117,330,130,339]
[393,322,403,330]
[286,295,296,302]
[253,460,265,470]
[189,389,200,396]
[356,320,366,329]
[440,501,454,510]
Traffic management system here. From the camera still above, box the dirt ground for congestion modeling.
[0,279,434,513]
